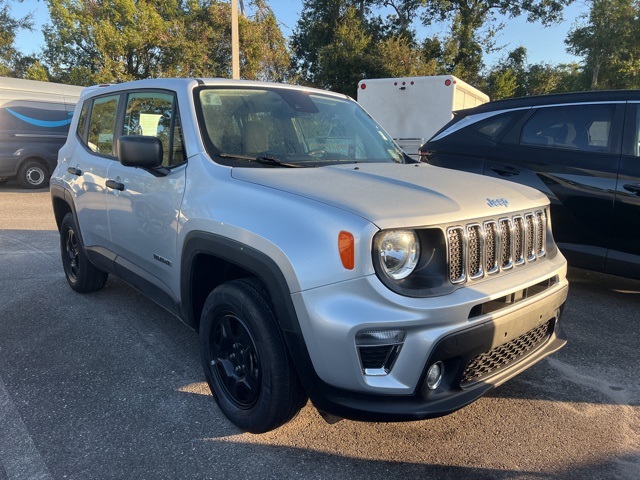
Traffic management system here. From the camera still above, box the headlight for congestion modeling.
[372,228,451,298]
[377,229,420,280]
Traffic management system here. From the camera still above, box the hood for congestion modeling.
[231,163,549,229]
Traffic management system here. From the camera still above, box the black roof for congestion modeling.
[456,90,640,117]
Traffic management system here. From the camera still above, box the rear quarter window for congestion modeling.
[521,104,615,153]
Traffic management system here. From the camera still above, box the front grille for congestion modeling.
[461,320,554,385]
[446,210,547,285]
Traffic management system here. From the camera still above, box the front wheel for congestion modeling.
[60,213,108,293]
[200,278,307,433]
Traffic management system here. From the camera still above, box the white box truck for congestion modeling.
[357,75,489,158]
[0,77,83,188]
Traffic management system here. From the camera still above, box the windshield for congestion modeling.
[195,87,408,167]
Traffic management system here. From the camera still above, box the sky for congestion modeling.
[11,0,589,70]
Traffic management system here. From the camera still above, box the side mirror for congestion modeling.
[117,135,163,169]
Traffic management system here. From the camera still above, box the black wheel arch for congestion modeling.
[180,231,302,337]
[51,184,78,233]
[181,232,326,406]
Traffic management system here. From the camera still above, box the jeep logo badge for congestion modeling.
[486,197,509,208]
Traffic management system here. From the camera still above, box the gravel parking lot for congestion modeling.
[1,184,639,480]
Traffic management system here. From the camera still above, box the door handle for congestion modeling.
[67,167,83,176]
[623,183,640,196]
[490,165,520,177]
[106,179,125,191]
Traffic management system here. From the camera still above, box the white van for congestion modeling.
[0,77,83,188]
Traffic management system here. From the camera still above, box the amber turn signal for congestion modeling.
[338,231,355,270]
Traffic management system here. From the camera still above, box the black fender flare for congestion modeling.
[180,231,326,398]
[180,231,302,336]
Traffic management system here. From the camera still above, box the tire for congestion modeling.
[200,278,307,433]
[18,159,49,189]
[60,213,108,293]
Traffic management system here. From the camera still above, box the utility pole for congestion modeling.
[231,0,240,79]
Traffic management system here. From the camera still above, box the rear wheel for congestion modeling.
[60,213,108,293]
[18,159,49,189]
[200,278,307,433]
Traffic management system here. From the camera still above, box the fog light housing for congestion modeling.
[426,361,444,390]
[356,330,405,376]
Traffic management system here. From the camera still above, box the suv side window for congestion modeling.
[122,91,185,167]
[521,105,615,153]
[76,100,89,139]
[471,111,520,141]
[86,95,120,156]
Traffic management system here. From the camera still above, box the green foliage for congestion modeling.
[314,7,375,96]
[420,0,575,82]
[485,46,584,99]
[42,0,290,85]
[5,0,633,100]
[293,0,437,96]
[0,0,33,77]
[566,0,640,89]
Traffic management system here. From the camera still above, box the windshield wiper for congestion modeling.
[218,153,304,168]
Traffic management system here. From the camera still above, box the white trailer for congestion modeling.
[357,75,489,158]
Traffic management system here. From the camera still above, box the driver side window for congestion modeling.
[122,91,186,167]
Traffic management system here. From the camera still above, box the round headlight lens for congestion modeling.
[378,230,420,280]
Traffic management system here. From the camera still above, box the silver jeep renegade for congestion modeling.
[51,78,568,433]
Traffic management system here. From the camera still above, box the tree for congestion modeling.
[292,0,369,85]
[566,0,640,89]
[484,46,584,99]
[0,0,33,77]
[421,0,575,83]
[292,0,434,95]
[370,0,426,42]
[42,0,290,85]
[314,6,376,96]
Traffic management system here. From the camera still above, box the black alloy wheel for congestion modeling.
[209,312,261,409]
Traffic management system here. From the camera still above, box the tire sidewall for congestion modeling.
[59,212,107,292]
[200,280,292,433]
[60,213,82,289]
[19,160,49,189]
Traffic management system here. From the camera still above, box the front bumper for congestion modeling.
[289,258,568,422]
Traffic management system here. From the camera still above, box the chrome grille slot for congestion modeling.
[483,221,499,274]
[446,210,548,284]
[525,213,536,262]
[467,224,483,279]
[447,227,466,284]
[499,218,513,270]
[536,210,546,257]
[513,216,525,265]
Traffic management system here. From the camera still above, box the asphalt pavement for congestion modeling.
[0,184,639,480]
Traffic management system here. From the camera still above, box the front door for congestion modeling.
[105,90,187,297]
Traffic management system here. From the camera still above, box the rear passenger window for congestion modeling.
[122,91,185,167]
[470,112,518,140]
[87,95,120,156]
[521,105,615,153]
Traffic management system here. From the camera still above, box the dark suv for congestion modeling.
[421,91,640,280]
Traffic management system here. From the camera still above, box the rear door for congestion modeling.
[484,103,624,265]
[68,93,121,251]
[609,102,640,276]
